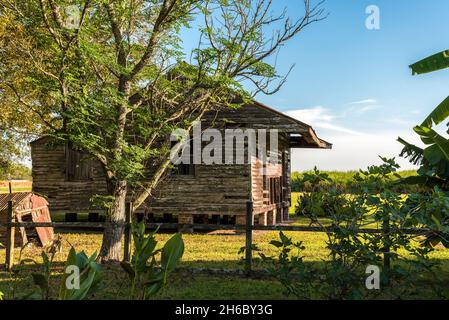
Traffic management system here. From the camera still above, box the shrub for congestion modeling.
[265,159,445,299]
[19,247,102,300]
[120,222,185,300]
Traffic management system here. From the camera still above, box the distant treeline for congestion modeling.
[291,170,421,194]
[0,163,32,180]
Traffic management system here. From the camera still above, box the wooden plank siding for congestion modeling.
[31,139,108,212]
[31,102,328,224]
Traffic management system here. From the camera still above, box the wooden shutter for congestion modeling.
[65,147,94,181]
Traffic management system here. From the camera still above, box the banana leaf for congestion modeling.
[414,126,449,162]
[398,137,425,165]
[421,96,449,128]
[410,49,449,75]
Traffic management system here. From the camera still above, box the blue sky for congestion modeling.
[181,0,449,171]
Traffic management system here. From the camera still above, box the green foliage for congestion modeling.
[410,49,449,75]
[272,159,445,299]
[120,222,185,300]
[292,169,419,194]
[18,246,102,300]
[0,0,325,260]
[0,163,32,180]
[58,248,102,300]
[399,49,449,188]
[259,232,313,299]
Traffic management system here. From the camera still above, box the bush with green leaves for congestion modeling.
[295,168,354,218]
[120,222,184,300]
[265,159,446,299]
[259,232,314,299]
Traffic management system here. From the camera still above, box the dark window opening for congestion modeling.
[175,163,196,176]
[65,146,94,181]
[171,138,196,176]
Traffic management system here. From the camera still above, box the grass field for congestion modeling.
[2,188,449,299]
[1,214,449,299]
[0,181,32,194]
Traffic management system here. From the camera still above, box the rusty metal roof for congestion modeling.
[0,192,33,212]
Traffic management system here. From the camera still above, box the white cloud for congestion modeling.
[285,107,363,136]
[356,104,380,114]
[348,99,377,105]
[291,132,421,172]
[345,99,382,115]
[285,106,334,123]
[284,104,423,171]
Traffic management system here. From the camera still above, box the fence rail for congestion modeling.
[0,221,431,234]
[1,200,432,274]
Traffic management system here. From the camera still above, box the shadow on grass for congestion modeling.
[2,257,449,300]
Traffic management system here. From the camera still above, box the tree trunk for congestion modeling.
[98,180,127,262]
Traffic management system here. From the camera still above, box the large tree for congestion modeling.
[0,0,325,261]
[0,11,46,177]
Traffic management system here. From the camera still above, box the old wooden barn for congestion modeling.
[31,101,331,226]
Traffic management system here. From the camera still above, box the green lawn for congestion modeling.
[290,192,299,214]
[1,192,449,299]
[0,187,32,194]
[2,220,449,299]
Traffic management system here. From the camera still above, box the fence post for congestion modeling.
[123,202,133,262]
[245,201,254,276]
[5,201,15,271]
[382,211,391,284]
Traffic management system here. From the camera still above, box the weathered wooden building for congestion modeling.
[31,101,331,226]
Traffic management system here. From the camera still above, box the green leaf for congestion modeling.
[410,49,449,75]
[421,96,449,128]
[398,137,425,165]
[279,231,292,246]
[161,233,184,273]
[414,126,449,161]
[269,240,283,248]
[143,273,164,299]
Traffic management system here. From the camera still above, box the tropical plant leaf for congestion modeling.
[410,49,449,75]
[59,247,77,300]
[58,248,102,300]
[421,96,449,128]
[398,137,425,165]
[161,233,184,273]
[414,126,449,160]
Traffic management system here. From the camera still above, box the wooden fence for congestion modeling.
[1,200,430,274]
